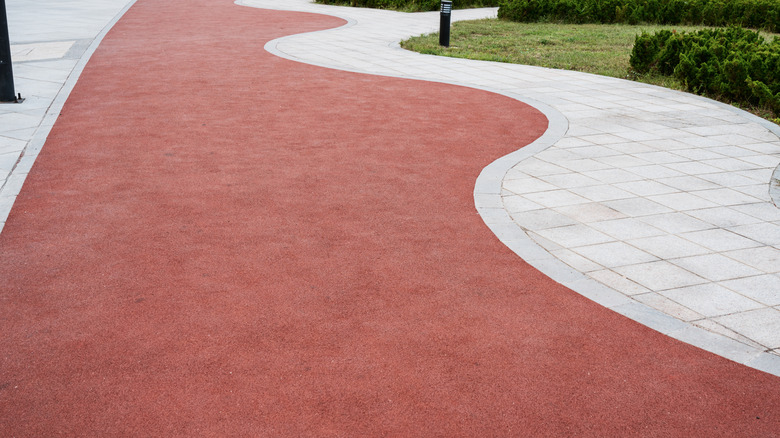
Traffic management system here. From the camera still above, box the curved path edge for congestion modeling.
[477,103,780,378]
[0,0,139,233]
[5,0,778,378]
[247,0,780,376]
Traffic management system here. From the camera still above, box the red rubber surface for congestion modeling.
[1,0,778,435]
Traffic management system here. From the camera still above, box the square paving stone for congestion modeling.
[687,188,763,206]
[589,217,666,240]
[524,190,590,208]
[680,229,762,252]
[626,164,686,179]
[656,175,720,192]
[535,224,614,248]
[614,180,678,196]
[671,253,763,281]
[588,269,650,295]
[503,178,558,195]
[582,168,645,184]
[502,195,543,214]
[603,198,673,217]
[554,203,626,223]
[627,234,710,259]
[551,249,603,272]
[569,184,634,202]
[684,206,763,228]
[660,283,764,317]
[517,157,570,176]
[698,172,757,187]
[557,158,613,173]
[722,247,780,274]
[732,202,780,221]
[730,222,780,245]
[664,161,724,176]
[638,212,713,233]
[615,261,707,291]
[647,192,719,211]
[713,308,780,349]
[573,241,658,268]
[720,275,780,306]
[538,173,602,189]
[510,208,578,231]
[633,292,703,321]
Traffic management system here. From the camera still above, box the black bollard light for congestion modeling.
[439,0,452,47]
[0,0,21,103]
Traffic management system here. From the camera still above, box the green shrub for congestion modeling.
[630,26,780,115]
[316,0,499,12]
[497,0,780,32]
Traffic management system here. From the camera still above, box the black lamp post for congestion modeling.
[439,0,452,47]
[0,0,21,103]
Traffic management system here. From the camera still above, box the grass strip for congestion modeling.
[401,19,779,121]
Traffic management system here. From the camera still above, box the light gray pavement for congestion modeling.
[0,0,135,233]
[1,0,779,376]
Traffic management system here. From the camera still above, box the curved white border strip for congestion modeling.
[243,0,780,377]
[0,0,140,224]
[476,106,780,378]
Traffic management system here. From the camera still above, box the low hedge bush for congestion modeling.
[316,0,499,11]
[630,26,780,115]
[497,0,780,32]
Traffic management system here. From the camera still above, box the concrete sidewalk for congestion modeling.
[2,0,779,376]
[1,0,135,232]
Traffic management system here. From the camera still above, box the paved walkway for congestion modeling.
[5,1,778,373]
[3,0,780,372]
[1,0,780,434]
[5,1,780,374]
[244,0,780,372]
[1,0,134,232]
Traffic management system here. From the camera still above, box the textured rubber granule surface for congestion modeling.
[0,0,778,435]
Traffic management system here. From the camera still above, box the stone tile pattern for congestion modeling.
[503,104,780,355]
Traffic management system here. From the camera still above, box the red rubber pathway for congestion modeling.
[1,0,778,435]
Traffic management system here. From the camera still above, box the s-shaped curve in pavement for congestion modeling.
[238,0,780,375]
[2,0,779,434]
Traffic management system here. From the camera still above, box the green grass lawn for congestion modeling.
[401,19,779,119]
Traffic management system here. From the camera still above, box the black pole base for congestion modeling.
[1,0,19,103]
[0,92,23,104]
[439,13,451,47]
